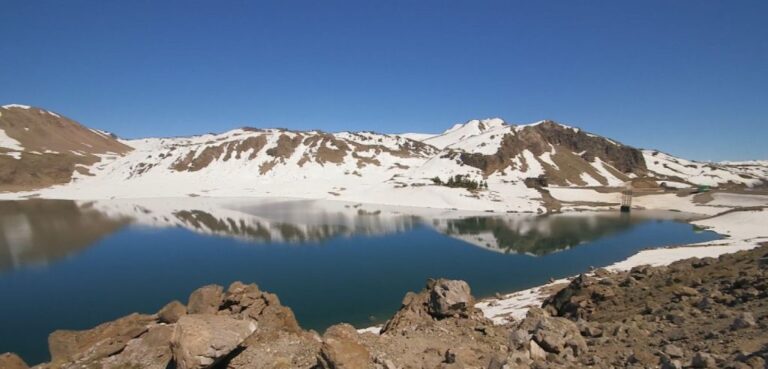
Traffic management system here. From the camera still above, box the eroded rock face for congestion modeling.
[170,315,257,369]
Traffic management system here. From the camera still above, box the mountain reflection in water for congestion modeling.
[439,214,644,256]
[0,198,721,365]
[0,197,696,272]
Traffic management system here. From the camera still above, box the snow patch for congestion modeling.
[0,128,24,150]
[1,104,31,109]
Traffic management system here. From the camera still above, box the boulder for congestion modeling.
[158,300,187,324]
[672,286,699,298]
[0,353,28,369]
[428,279,474,318]
[661,355,683,369]
[48,313,154,366]
[692,352,717,368]
[382,279,480,333]
[508,329,531,350]
[223,282,301,333]
[187,285,224,314]
[528,340,547,361]
[663,344,684,358]
[170,314,257,369]
[102,325,173,369]
[730,312,756,330]
[317,324,371,369]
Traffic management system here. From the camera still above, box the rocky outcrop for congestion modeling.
[534,243,768,368]
[101,325,173,369]
[48,313,154,368]
[381,278,480,333]
[32,281,302,369]
[170,315,256,369]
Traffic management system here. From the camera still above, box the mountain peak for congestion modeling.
[443,118,506,135]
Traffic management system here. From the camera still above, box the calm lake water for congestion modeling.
[0,198,719,364]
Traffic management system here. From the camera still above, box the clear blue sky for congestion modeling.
[1,1,766,161]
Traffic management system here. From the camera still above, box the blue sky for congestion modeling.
[1,1,766,160]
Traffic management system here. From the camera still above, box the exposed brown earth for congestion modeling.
[460,121,646,182]
[170,135,270,171]
[0,106,132,191]
[168,130,435,175]
[7,243,766,369]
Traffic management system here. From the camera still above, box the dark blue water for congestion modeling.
[0,199,719,364]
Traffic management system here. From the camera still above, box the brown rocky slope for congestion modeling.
[3,244,766,369]
[0,105,132,192]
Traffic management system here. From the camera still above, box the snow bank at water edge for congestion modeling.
[475,205,768,325]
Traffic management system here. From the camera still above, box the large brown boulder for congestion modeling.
[170,314,257,369]
[158,300,187,324]
[187,285,224,314]
[47,313,154,367]
[0,353,28,369]
[428,279,474,318]
[317,324,371,369]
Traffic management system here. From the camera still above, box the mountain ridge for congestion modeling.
[1,104,766,212]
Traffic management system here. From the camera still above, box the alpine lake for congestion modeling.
[0,197,720,364]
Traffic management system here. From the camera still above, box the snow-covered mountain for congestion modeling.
[1,105,765,212]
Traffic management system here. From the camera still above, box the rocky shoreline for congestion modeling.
[2,241,766,369]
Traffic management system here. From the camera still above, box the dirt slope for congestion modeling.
[0,105,132,191]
